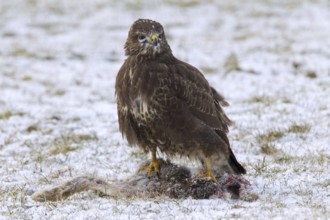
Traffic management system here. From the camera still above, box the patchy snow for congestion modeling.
[0,0,329,219]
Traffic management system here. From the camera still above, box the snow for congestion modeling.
[0,0,329,219]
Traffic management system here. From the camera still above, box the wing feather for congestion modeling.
[169,60,232,132]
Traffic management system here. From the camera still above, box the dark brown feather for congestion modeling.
[115,19,246,175]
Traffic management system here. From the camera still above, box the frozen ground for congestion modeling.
[0,0,329,219]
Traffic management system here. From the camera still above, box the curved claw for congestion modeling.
[139,159,162,177]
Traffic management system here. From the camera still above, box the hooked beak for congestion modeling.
[149,34,159,46]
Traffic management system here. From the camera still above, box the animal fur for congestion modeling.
[31,160,257,202]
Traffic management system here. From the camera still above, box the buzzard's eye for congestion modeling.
[138,34,146,42]
[158,33,164,40]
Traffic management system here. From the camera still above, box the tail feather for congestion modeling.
[228,148,246,174]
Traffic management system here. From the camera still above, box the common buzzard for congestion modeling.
[115,19,246,181]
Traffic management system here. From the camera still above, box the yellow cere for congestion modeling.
[150,34,158,40]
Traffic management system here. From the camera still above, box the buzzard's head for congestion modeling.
[125,19,171,57]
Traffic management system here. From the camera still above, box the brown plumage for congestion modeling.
[115,19,246,181]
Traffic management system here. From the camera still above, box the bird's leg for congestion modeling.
[205,158,217,182]
[139,147,162,177]
[198,158,217,182]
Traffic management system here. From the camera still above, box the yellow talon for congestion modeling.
[139,147,162,176]
[139,159,161,176]
[198,158,218,182]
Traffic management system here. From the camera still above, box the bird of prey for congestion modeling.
[115,19,246,181]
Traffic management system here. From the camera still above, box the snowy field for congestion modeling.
[1,0,330,219]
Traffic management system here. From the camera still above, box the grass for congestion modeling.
[313,150,329,165]
[321,179,330,188]
[28,132,99,163]
[253,156,267,175]
[0,111,13,119]
[249,96,271,104]
[256,129,286,144]
[306,70,317,79]
[0,111,25,120]
[275,155,294,164]
[0,185,29,215]
[50,145,78,155]
[294,188,313,197]
[164,0,207,7]
[22,75,32,81]
[256,122,311,156]
[26,124,40,132]
[9,47,55,60]
[259,142,277,155]
[130,151,147,159]
[248,95,292,106]
[52,132,98,145]
[247,96,276,111]
[223,53,241,73]
[288,123,311,133]
[49,133,98,156]
[200,66,217,75]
